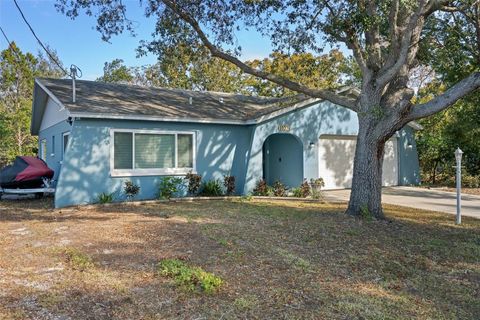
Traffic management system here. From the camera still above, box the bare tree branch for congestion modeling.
[161,0,358,110]
[408,72,480,120]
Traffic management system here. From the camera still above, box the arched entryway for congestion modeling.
[263,133,303,187]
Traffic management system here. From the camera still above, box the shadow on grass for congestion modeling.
[1,199,479,318]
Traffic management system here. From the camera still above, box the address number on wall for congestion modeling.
[278,124,290,132]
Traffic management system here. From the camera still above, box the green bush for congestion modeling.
[158,177,184,199]
[96,192,115,204]
[291,187,303,198]
[158,259,223,293]
[273,180,287,197]
[462,175,480,188]
[199,179,224,196]
[123,181,140,201]
[184,171,202,195]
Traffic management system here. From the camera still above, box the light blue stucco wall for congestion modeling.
[52,100,420,208]
[38,121,72,180]
[244,101,359,193]
[398,126,421,185]
[54,119,253,208]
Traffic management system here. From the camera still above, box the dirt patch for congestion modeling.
[0,197,479,319]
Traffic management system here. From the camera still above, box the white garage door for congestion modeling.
[318,135,398,189]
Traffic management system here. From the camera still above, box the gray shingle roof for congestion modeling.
[36,78,312,122]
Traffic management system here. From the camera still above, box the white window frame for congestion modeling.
[40,139,47,161]
[109,129,196,177]
[62,132,70,160]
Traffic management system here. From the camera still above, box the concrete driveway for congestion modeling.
[324,186,480,219]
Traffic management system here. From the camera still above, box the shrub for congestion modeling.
[273,180,286,197]
[124,181,140,201]
[158,259,223,293]
[462,175,480,188]
[96,192,115,204]
[253,179,269,196]
[158,177,184,199]
[199,179,224,196]
[310,178,325,200]
[184,171,202,195]
[298,179,311,198]
[291,187,303,198]
[223,175,236,195]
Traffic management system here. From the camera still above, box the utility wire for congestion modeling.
[0,25,14,49]
[0,25,23,72]
[13,0,71,77]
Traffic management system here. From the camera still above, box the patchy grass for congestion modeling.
[64,248,94,271]
[0,197,479,319]
[158,258,223,293]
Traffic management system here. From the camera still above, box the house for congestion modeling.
[31,78,421,208]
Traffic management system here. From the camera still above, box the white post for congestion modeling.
[70,65,77,103]
[455,147,463,225]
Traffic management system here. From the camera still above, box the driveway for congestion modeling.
[324,186,480,219]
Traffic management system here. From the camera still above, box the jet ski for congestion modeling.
[0,156,54,189]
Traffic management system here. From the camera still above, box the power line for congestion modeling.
[0,25,24,69]
[0,26,14,49]
[13,0,71,77]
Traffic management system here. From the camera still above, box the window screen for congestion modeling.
[114,132,133,169]
[134,134,175,169]
[62,133,70,160]
[112,131,194,172]
[177,134,193,168]
[40,139,47,161]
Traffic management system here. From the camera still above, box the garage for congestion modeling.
[318,135,398,189]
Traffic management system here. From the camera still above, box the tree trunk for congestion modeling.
[346,118,386,219]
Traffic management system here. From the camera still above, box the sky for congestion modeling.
[0,0,274,80]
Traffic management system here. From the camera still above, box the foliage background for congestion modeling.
[0,43,64,167]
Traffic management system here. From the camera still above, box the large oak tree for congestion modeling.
[57,0,480,218]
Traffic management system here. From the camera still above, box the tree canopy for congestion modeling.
[0,42,64,166]
[99,47,355,97]
[97,58,134,83]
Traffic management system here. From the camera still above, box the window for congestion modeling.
[62,132,70,160]
[40,139,47,161]
[111,130,195,176]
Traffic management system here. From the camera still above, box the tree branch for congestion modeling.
[376,0,428,88]
[322,0,371,80]
[408,72,480,120]
[161,0,358,110]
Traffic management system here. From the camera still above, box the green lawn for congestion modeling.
[0,198,479,319]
